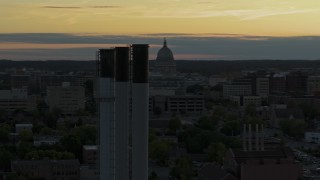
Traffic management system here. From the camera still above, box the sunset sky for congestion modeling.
[1,0,320,60]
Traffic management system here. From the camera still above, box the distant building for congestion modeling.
[10,75,30,89]
[198,163,239,180]
[224,147,302,180]
[0,73,11,90]
[223,82,252,99]
[271,108,304,128]
[152,38,176,76]
[15,124,33,133]
[230,96,262,107]
[80,165,98,180]
[149,75,185,94]
[256,78,269,97]
[77,75,94,87]
[0,88,36,112]
[83,145,98,165]
[269,73,286,94]
[225,124,301,180]
[33,136,62,147]
[286,71,308,94]
[150,95,204,115]
[40,75,78,95]
[307,76,320,95]
[47,82,85,115]
[11,159,80,180]
[208,77,227,87]
[305,131,320,144]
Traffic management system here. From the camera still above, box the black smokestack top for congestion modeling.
[131,44,149,83]
[115,47,130,82]
[99,49,115,78]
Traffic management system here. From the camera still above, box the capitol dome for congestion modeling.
[156,38,174,61]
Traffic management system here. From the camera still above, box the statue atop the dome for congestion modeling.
[156,38,174,62]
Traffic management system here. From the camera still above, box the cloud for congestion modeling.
[91,6,120,9]
[1,33,320,60]
[226,9,318,20]
[137,7,317,19]
[42,6,81,9]
[40,5,120,9]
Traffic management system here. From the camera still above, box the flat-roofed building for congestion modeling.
[10,75,30,89]
[256,78,269,97]
[230,96,262,107]
[11,159,80,180]
[47,82,85,116]
[33,136,62,146]
[307,76,320,95]
[269,73,286,94]
[0,88,36,112]
[15,124,33,133]
[83,145,98,165]
[40,75,78,94]
[77,75,94,87]
[150,95,204,115]
[223,80,252,98]
[305,131,320,144]
[224,147,302,180]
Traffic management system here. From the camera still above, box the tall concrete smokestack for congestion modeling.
[131,44,149,180]
[115,47,130,180]
[248,124,252,151]
[261,124,264,151]
[243,124,247,151]
[98,49,116,180]
[255,124,259,151]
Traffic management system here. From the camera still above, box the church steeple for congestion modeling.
[163,38,167,47]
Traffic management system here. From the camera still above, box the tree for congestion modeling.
[60,134,82,160]
[299,103,317,128]
[39,127,56,136]
[153,106,163,115]
[149,139,170,166]
[84,80,96,114]
[149,129,157,142]
[223,136,242,149]
[84,80,94,96]
[168,117,182,134]
[25,150,74,160]
[220,120,240,136]
[245,104,256,116]
[211,107,227,122]
[244,116,263,130]
[75,109,89,116]
[19,130,33,142]
[33,122,47,134]
[206,142,227,164]
[149,171,158,180]
[0,148,15,171]
[280,119,306,138]
[72,125,97,145]
[170,157,194,180]
[0,124,10,143]
[0,108,6,122]
[18,142,33,159]
[45,112,59,129]
[186,84,203,94]
[37,101,49,115]
[197,116,219,130]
